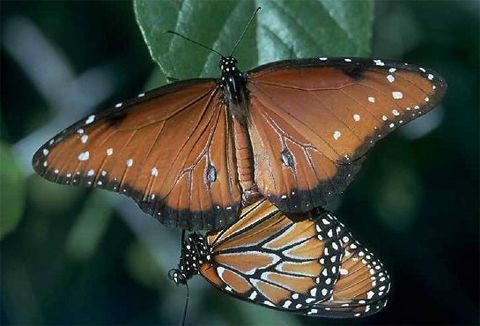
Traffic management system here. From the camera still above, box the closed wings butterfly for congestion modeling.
[32,38,446,230]
[169,199,390,318]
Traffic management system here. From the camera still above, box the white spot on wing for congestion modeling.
[80,135,88,143]
[353,114,361,121]
[78,151,90,161]
[151,167,158,176]
[392,91,403,99]
[333,131,341,140]
[217,267,225,279]
[106,148,113,156]
[126,158,133,167]
[368,96,375,103]
[85,115,95,124]
[387,74,395,83]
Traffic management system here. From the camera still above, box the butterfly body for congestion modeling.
[218,56,261,204]
[32,56,446,230]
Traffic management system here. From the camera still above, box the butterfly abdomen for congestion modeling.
[232,117,259,203]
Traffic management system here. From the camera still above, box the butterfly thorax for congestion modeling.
[219,57,260,204]
[219,57,247,109]
[168,233,210,285]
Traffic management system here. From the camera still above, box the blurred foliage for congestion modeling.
[1,0,478,325]
[0,142,26,239]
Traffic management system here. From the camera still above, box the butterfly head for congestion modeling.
[168,233,209,285]
[219,57,242,78]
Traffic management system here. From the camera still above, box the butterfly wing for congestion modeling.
[199,199,343,310]
[197,199,390,317]
[308,216,391,318]
[32,79,241,230]
[246,58,447,213]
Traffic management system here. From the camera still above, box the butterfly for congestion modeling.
[32,17,447,231]
[169,198,390,318]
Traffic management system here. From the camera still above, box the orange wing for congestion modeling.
[32,79,241,230]
[194,199,390,318]
[309,215,391,317]
[246,58,446,213]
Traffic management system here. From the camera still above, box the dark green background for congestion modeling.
[1,1,478,325]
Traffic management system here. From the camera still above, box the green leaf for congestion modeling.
[0,142,26,239]
[134,0,373,80]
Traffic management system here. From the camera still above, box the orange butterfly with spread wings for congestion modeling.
[32,13,446,231]
[32,54,446,230]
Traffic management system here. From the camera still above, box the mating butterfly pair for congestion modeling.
[31,16,445,319]
[169,199,390,318]
[32,55,446,231]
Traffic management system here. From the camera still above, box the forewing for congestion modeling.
[32,79,241,230]
[247,58,446,213]
[200,200,344,312]
[198,201,391,318]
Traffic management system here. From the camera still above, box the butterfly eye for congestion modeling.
[168,269,179,283]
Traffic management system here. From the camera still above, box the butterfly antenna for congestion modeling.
[230,6,261,56]
[167,31,224,58]
[181,282,190,326]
